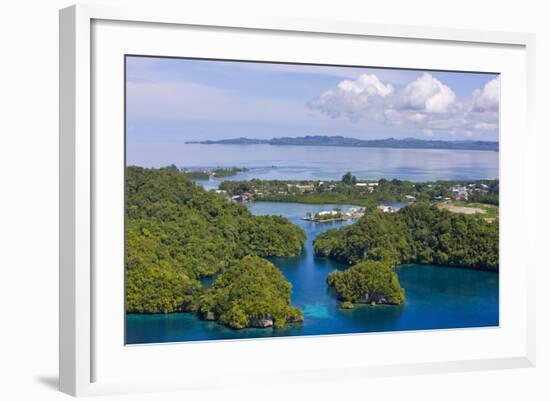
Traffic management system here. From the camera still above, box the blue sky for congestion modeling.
[126,56,500,144]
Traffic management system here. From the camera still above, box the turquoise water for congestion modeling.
[126,202,499,344]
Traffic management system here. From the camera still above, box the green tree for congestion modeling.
[327,260,405,305]
[342,172,357,186]
[314,203,498,271]
[198,256,304,329]
[125,166,307,314]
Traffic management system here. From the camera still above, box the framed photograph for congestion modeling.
[59,4,536,396]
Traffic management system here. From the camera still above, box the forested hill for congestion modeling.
[186,135,499,152]
[125,166,306,316]
[313,203,499,271]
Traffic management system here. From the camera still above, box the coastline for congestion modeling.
[126,194,498,344]
[126,260,499,344]
[185,136,499,152]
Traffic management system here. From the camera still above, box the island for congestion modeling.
[313,202,498,309]
[198,256,304,329]
[327,260,405,308]
[214,172,498,313]
[176,165,248,180]
[218,172,499,213]
[125,166,498,326]
[313,203,499,271]
[125,166,306,328]
[186,135,499,152]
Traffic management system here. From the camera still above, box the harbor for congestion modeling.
[302,207,365,222]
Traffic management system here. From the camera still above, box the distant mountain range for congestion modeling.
[186,135,499,152]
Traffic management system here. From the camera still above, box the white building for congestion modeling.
[377,205,395,213]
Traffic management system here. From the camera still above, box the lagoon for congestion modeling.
[126,201,499,344]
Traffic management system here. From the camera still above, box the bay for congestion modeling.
[128,143,499,182]
[126,201,499,344]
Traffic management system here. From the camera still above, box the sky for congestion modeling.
[126,56,500,144]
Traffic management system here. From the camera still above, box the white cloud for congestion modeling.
[309,72,500,138]
[337,74,394,97]
[474,122,498,131]
[309,74,394,120]
[397,73,457,113]
[471,76,500,112]
[408,113,428,122]
[422,128,434,136]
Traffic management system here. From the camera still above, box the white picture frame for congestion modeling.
[59,4,536,397]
